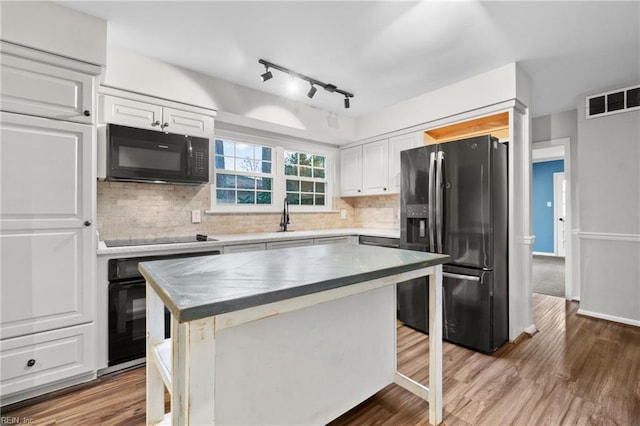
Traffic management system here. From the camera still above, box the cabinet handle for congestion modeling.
[84,220,92,227]
[26,359,36,367]
[383,187,387,191]
[83,110,91,117]
[161,122,169,129]
[357,189,361,193]
[151,121,161,127]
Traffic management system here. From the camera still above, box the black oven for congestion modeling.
[108,250,220,366]
[106,124,209,185]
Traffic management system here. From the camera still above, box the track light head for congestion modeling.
[344,96,350,109]
[307,84,317,99]
[261,70,273,82]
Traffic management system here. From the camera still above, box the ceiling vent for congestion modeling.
[586,85,639,119]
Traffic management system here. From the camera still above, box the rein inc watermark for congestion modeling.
[0,417,33,424]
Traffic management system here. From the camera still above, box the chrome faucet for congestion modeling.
[279,196,290,231]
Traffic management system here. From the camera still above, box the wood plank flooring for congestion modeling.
[3,293,639,425]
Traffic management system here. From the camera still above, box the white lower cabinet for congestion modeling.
[266,239,314,250]
[0,323,94,401]
[223,243,267,254]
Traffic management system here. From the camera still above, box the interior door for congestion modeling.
[439,136,493,269]
[554,172,566,257]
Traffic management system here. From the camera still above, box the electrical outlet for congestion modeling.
[340,209,347,219]
[547,201,552,208]
[191,210,201,223]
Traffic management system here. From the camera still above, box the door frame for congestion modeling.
[532,137,573,300]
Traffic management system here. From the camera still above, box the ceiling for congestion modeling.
[60,1,639,119]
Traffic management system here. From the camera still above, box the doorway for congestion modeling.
[531,138,572,300]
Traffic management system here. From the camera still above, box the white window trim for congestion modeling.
[208,128,337,214]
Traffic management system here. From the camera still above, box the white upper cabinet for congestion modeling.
[163,107,213,137]
[341,132,423,197]
[362,139,389,194]
[388,132,422,193]
[101,95,213,138]
[0,42,98,124]
[340,145,363,196]
[100,95,162,130]
[341,139,390,196]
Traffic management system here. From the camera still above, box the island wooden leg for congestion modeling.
[171,316,217,424]
[428,265,443,425]
[146,283,165,425]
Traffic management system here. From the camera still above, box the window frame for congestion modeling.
[209,128,336,214]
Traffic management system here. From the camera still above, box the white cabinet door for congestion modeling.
[0,51,94,124]
[163,107,213,138]
[100,95,163,131]
[340,145,363,196]
[362,139,389,195]
[0,113,94,339]
[388,132,422,193]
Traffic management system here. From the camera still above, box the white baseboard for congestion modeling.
[577,309,640,327]
[524,324,537,335]
[571,296,580,302]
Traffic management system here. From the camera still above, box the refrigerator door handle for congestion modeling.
[428,151,436,250]
[443,272,481,282]
[436,151,444,253]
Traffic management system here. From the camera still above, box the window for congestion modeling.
[214,139,273,205]
[211,132,335,213]
[284,151,326,206]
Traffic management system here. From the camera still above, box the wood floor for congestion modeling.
[3,293,639,425]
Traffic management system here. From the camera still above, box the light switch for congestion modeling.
[547,201,552,207]
[340,209,347,219]
[191,210,201,223]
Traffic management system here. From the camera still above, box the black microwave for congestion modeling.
[105,124,209,185]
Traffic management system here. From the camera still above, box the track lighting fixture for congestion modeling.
[260,64,272,82]
[307,84,317,99]
[259,59,354,109]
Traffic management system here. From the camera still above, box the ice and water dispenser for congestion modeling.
[404,204,431,248]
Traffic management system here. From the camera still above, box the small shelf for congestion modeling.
[150,338,172,395]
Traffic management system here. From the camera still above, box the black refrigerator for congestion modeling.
[398,135,508,353]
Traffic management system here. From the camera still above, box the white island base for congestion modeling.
[146,266,443,425]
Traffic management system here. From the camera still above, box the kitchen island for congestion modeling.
[140,243,449,425]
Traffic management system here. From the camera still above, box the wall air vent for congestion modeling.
[586,85,640,119]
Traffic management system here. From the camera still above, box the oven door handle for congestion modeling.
[108,280,146,290]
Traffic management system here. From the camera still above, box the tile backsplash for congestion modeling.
[97,182,400,241]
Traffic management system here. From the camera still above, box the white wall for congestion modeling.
[576,84,640,325]
[0,1,107,66]
[102,48,357,145]
[356,63,518,141]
